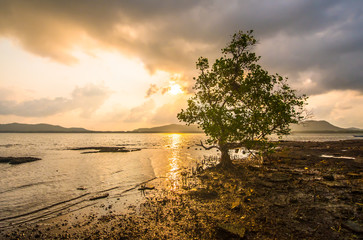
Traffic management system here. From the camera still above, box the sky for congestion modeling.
[0,0,362,131]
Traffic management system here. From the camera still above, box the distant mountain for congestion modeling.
[132,121,363,133]
[346,127,362,131]
[0,123,91,133]
[1,120,361,133]
[291,120,363,133]
[132,124,203,133]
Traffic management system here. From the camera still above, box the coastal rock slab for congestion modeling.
[0,156,41,164]
[70,146,141,154]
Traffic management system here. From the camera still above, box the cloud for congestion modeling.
[0,0,362,95]
[123,99,155,123]
[0,84,111,117]
[145,84,159,98]
[71,84,112,117]
[307,90,363,128]
[120,95,188,127]
[0,97,68,117]
[151,97,188,125]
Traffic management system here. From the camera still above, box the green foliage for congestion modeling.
[177,30,307,160]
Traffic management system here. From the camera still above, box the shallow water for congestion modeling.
[0,132,358,228]
[0,133,218,228]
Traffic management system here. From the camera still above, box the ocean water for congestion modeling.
[0,132,359,229]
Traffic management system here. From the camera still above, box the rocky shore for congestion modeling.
[1,140,362,239]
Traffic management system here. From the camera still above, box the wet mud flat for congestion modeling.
[1,140,362,239]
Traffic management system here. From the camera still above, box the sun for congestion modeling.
[168,82,184,95]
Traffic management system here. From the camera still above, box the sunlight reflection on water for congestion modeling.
[166,134,183,191]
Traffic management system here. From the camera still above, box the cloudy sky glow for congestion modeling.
[0,0,362,130]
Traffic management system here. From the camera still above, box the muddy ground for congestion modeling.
[1,140,362,239]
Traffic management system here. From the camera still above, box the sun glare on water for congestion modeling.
[168,81,184,95]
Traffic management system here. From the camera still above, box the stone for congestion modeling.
[71,146,141,154]
[215,223,245,239]
[346,173,361,179]
[354,157,363,164]
[322,174,334,181]
[231,198,243,211]
[188,187,218,199]
[320,181,347,188]
[272,195,289,207]
[257,180,274,188]
[0,156,41,164]
[89,193,109,201]
[138,185,155,191]
[342,220,363,233]
[266,173,291,182]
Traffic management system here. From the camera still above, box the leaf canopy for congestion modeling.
[178,30,307,152]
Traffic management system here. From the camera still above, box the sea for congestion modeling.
[0,132,359,229]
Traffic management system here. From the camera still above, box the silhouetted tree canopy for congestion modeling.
[178,30,307,167]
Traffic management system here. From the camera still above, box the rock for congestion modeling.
[266,173,291,182]
[354,157,363,164]
[71,147,141,153]
[257,180,274,188]
[89,193,109,201]
[248,165,260,171]
[272,195,289,207]
[231,198,243,211]
[320,181,347,188]
[342,220,363,233]
[0,158,9,163]
[138,185,155,191]
[0,156,41,164]
[346,172,361,179]
[237,188,246,196]
[351,189,363,194]
[322,174,334,181]
[333,174,346,180]
[188,188,218,199]
[215,223,245,239]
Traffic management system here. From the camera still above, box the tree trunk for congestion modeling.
[219,146,233,168]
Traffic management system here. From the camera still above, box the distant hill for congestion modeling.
[1,120,361,133]
[0,123,91,133]
[290,120,363,133]
[132,121,363,133]
[132,124,203,133]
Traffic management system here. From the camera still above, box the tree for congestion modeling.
[177,30,307,168]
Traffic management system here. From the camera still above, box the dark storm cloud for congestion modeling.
[0,84,111,117]
[0,0,362,94]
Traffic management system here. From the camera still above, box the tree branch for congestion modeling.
[196,141,219,150]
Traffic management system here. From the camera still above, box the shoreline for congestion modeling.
[1,139,362,239]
